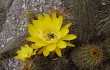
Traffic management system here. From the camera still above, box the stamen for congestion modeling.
[44,32,56,41]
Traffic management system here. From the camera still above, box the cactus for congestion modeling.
[103,38,110,57]
[50,57,71,70]
[29,56,52,70]
[105,64,110,70]
[70,44,105,70]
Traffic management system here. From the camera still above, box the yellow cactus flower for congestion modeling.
[15,44,37,61]
[26,11,77,57]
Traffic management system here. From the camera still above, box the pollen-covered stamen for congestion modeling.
[44,32,57,41]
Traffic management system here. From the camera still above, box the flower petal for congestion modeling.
[55,47,62,56]
[38,14,44,21]
[43,50,50,57]
[52,18,61,32]
[52,11,56,19]
[26,37,37,42]
[43,47,50,57]
[14,56,25,61]
[27,23,38,37]
[52,12,63,32]
[61,34,77,40]
[26,37,48,46]
[58,16,63,25]
[33,20,44,31]
[57,40,67,49]
[47,43,56,51]
[33,19,52,33]
[62,23,72,29]
[37,47,45,54]
[31,19,35,23]
[65,42,75,47]
[33,49,38,55]
[31,44,43,49]
[60,23,72,38]
[44,14,52,24]
[60,29,69,38]
[56,32,62,39]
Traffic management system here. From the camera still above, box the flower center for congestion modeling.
[44,32,57,41]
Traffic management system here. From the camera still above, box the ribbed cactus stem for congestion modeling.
[70,44,105,70]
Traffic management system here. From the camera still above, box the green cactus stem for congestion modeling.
[70,44,105,70]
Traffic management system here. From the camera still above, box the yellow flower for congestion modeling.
[15,44,37,61]
[26,11,77,57]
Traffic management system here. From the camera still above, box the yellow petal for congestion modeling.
[43,50,50,57]
[14,56,25,61]
[57,40,67,49]
[43,47,50,57]
[52,13,63,31]
[55,47,62,56]
[27,23,38,37]
[37,47,45,54]
[33,20,44,30]
[31,44,42,49]
[52,18,60,32]
[26,37,48,46]
[31,19,35,23]
[26,37,37,42]
[23,44,33,55]
[61,34,77,40]
[44,14,51,23]
[62,23,72,29]
[35,40,48,46]
[60,29,69,38]
[52,11,56,19]
[47,43,56,51]
[52,11,63,32]
[14,56,19,59]
[53,17,63,32]
[33,20,51,33]
[38,14,44,21]
[44,14,53,29]
[58,16,63,25]
[16,50,21,55]
[60,23,72,38]
[33,20,52,33]
[33,49,38,55]
[56,32,62,39]
[65,42,75,47]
